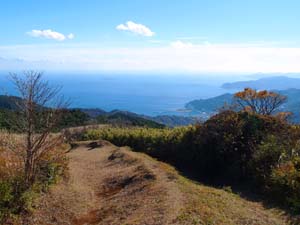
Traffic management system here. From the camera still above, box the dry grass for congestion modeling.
[0,131,23,179]
[0,131,67,180]
[24,141,295,225]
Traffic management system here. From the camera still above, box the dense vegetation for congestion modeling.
[83,110,300,212]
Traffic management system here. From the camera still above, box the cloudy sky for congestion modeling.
[1,0,300,73]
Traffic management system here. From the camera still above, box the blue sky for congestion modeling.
[1,0,300,73]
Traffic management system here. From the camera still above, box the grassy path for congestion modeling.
[26,141,291,225]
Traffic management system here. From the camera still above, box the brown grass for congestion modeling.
[0,132,23,179]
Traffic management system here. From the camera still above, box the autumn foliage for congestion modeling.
[234,88,287,115]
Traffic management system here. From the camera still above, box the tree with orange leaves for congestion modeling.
[234,88,287,115]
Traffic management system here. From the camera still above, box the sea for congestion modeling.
[0,71,244,117]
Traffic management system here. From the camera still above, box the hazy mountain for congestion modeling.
[222,76,300,90]
[185,93,233,112]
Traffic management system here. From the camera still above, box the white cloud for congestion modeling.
[27,29,74,41]
[2,42,300,73]
[116,21,155,37]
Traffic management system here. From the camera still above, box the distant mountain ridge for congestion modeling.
[222,76,300,90]
[186,93,233,112]
[185,88,300,123]
[80,108,198,127]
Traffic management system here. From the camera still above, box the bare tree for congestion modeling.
[234,88,287,115]
[7,71,69,186]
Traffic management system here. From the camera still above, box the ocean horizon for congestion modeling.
[0,72,243,116]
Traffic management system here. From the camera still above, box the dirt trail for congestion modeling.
[27,141,183,225]
[26,141,291,225]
